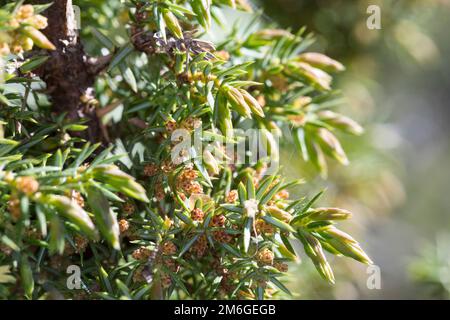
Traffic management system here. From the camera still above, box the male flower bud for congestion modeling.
[214,50,230,61]
[16,5,34,20]
[239,89,265,118]
[224,87,252,118]
[297,52,345,73]
[216,92,233,136]
[251,29,293,43]
[226,190,238,203]
[190,208,204,222]
[74,235,89,253]
[317,110,364,136]
[274,261,289,272]
[286,61,332,91]
[165,119,177,133]
[161,241,177,255]
[308,207,352,221]
[256,219,275,235]
[143,163,159,177]
[315,128,349,165]
[322,226,373,265]
[210,214,226,227]
[162,9,183,39]
[266,205,293,222]
[191,0,212,31]
[26,15,48,30]
[132,246,153,261]
[15,176,39,195]
[213,230,233,244]
[118,219,129,234]
[257,248,274,265]
[276,189,289,200]
[18,36,33,51]
[20,26,56,51]
[203,149,220,176]
[297,230,335,283]
[92,165,149,202]
[291,97,312,112]
[45,195,98,240]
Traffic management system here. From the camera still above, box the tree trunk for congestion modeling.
[32,0,105,142]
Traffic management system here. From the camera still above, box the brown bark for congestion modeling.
[32,0,106,142]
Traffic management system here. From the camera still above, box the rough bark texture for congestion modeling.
[33,0,105,142]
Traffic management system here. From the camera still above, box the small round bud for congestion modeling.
[15,176,39,195]
[210,214,226,227]
[256,219,275,235]
[182,117,202,130]
[274,261,289,272]
[16,5,34,20]
[215,50,230,61]
[161,160,174,173]
[257,248,274,265]
[181,168,198,181]
[132,246,153,261]
[123,202,135,215]
[213,230,233,244]
[74,235,89,254]
[276,189,289,200]
[161,241,177,256]
[186,181,203,195]
[190,235,208,257]
[190,208,204,222]
[165,120,177,133]
[118,219,129,233]
[143,163,159,177]
[226,190,238,203]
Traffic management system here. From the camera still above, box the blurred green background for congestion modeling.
[257,0,450,299]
